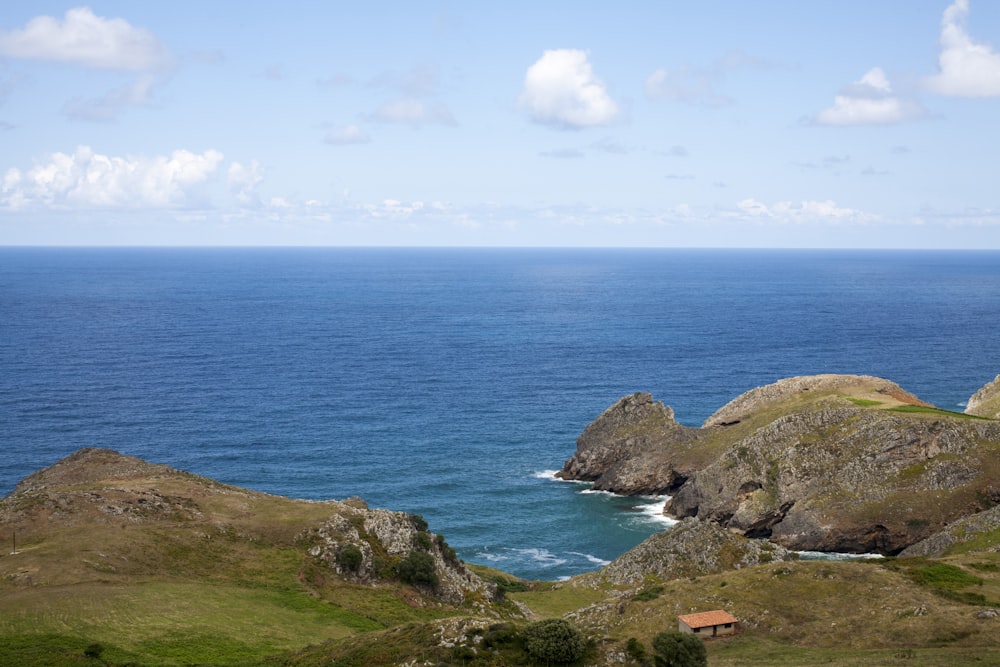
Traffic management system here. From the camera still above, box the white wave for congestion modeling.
[957,401,968,408]
[795,550,884,561]
[512,547,568,567]
[569,551,611,567]
[533,469,587,484]
[634,498,678,527]
[579,487,617,496]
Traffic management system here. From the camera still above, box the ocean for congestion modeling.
[2,247,999,580]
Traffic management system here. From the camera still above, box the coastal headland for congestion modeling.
[3,373,1000,665]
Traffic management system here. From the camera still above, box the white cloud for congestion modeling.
[370,99,456,127]
[925,0,1000,96]
[0,7,170,71]
[519,49,619,129]
[644,66,733,107]
[816,68,925,125]
[227,160,263,204]
[324,124,371,145]
[63,73,159,121]
[1,146,224,209]
[539,148,584,159]
[736,198,878,224]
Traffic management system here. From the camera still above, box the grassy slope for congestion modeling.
[6,431,1000,666]
[0,462,494,666]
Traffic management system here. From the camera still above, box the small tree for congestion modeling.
[397,550,438,587]
[336,543,364,573]
[651,632,707,667]
[521,618,586,664]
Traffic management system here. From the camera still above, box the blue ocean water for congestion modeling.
[2,248,999,580]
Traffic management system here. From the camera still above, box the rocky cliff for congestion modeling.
[561,374,1000,555]
[556,392,701,494]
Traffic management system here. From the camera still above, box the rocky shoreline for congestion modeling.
[559,373,1000,557]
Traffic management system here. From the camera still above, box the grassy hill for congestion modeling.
[4,448,1000,666]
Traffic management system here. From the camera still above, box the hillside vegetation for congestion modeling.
[4,372,1000,665]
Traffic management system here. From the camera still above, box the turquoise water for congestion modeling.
[2,248,999,579]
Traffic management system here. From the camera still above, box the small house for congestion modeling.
[677,610,738,638]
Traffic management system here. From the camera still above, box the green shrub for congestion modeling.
[626,637,651,665]
[482,622,518,649]
[521,618,586,664]
[397,550,438,588]
[436,533,459,563]
[84,643,104,659]
[410,514,429,532]
[336,543,364,572]
[651,631,707,667]
[633,585,664,602]
[413,531,433,551]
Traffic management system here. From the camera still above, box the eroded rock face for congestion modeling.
[303,507,494,605]
[557,392,697,494]
[597,518,792,585]
[563,375,1000,556]
[900,504,1000,558]
[967,374,1000,419]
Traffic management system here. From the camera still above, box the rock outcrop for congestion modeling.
[967,374,1000,419]
[899,503,1000,558]
[557,392,699,494]
[595,518,792,585]
[562,375,1000,556]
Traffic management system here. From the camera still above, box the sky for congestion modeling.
[1,1,999,248]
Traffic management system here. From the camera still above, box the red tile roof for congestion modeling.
[677,610,738,629]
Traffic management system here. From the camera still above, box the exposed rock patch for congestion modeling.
[967,374,1000,419]
[900,504,1000,558]
[595,518,792,585]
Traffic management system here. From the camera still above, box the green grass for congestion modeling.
[707,637,1000,667]
[508,582,608,618]
[845,397,884,407]
[888,405,988,419]
[0,581,381,665]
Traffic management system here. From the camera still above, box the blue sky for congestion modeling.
[1,1,999,247]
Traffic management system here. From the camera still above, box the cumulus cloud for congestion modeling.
[227,160,263,204]
[325,124,371,145]
[925,0,1000,96]
[0,7,170,71]
[816,68,925,125]
[736,198,877,224]
[519,49,619,129]
[370,99,456,127]
[1,146,224,209]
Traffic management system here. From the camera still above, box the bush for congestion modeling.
[436,533,459,563]
[413,530,433,551]
[651,632,706,667]
[336,543,364,572]
[397,550,438,587]
[482,622,518,649]
[633,585,664,601]
[626,637,651,665]
[521,618,586,664]
[84,643,104,659]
